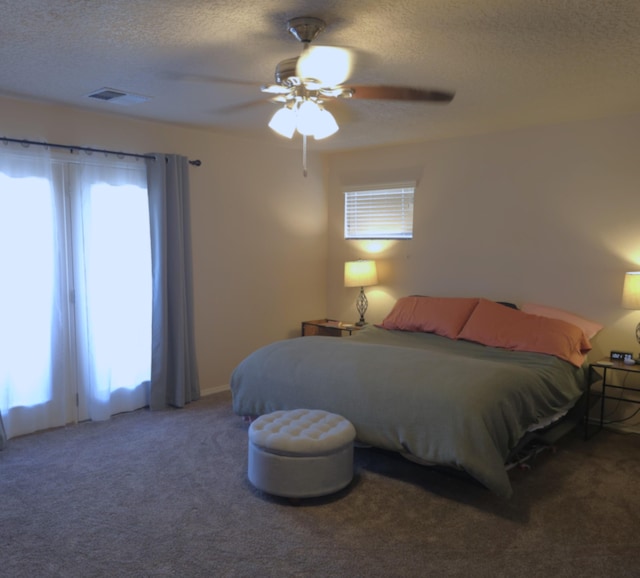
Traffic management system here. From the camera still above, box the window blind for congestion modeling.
[344,184,415,239]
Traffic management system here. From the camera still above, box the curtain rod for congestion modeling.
[1,136,202,166]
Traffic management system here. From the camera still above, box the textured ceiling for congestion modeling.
[1,0,640,151]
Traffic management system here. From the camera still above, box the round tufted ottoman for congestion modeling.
[248,409,356,499]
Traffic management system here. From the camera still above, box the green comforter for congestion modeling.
[230,326,586,497]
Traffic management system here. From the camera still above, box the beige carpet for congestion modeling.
[1,390,639,577]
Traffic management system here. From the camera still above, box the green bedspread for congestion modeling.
[230,326,586,497]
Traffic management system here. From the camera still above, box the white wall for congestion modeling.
[5,93,640,428]
[326,112,640,429]
[0,95,328,394]
[326,112,640,358]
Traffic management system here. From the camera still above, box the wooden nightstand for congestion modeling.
[301,319,361,337]
[585,358,640,439]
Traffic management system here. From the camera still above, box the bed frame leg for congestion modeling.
[507,443,556,471]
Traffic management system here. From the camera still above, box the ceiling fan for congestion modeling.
[262,17,454,137]
[260,16,454,175]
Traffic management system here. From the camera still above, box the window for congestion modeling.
[344,183,415,239]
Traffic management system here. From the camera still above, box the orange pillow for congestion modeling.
[457,299,592,367]
[520,302,603,339]
[379,296,480,339]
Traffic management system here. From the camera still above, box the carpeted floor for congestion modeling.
[1,390,639,577]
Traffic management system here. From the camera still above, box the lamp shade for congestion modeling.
[344,260,378,288]
[312,108,339,139]
[622,271,640,309]
[268,106,296,138]
[296,100,324,136]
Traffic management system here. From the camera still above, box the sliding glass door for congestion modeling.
[0,150,151,439]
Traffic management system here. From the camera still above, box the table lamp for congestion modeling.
[622,271,640,344]
[344,260,378,326]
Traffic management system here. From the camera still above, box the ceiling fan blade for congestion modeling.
[347,85,454,103]
[261,84,291,95]
[166,72,261,87]
[212,98,274,115]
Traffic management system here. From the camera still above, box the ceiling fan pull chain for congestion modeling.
[302,134,308,178]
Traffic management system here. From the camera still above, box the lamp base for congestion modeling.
[355,287,368,327]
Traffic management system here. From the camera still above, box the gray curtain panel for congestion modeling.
[0,415,6,450]
[146,154,200,410]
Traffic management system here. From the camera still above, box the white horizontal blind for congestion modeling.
[344,184,415,239]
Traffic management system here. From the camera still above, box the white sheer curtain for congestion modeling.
[0,149,73,439]
[71,162,151,421]
[0,147,152,442]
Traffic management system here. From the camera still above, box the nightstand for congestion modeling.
[301,319,361,337]
[585,359,640,439]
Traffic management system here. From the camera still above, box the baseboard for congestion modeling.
[585,417,640,435]
[604,422,640,435]
[200,384,230,397]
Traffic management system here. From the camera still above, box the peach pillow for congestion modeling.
[520,302,603,339]
[457,299,592,367]
[379,296,479,339]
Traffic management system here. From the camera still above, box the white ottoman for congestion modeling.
[248,409,356,499]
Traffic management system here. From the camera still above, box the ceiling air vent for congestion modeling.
[85,87,151,106]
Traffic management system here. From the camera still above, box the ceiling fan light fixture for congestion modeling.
[262,15,455,177]
[297,46,352,87]
[311,107,339,139]
[295,99,323,136]
[268,106,296,138]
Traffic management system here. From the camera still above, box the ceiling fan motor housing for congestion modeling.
[275,57,299,85]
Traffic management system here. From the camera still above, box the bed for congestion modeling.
[230,296,599,498]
